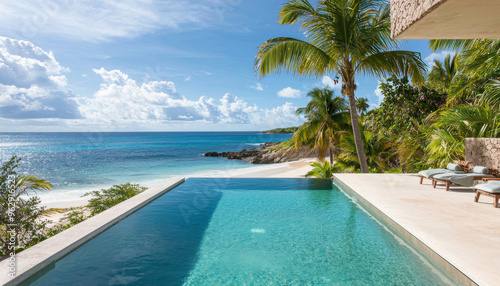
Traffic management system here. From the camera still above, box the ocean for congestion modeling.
[0,132,292,206]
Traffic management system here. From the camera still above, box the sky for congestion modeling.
[0,0,452,132]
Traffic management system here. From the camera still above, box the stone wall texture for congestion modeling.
[390,0,446,38]
[465,138,500,169]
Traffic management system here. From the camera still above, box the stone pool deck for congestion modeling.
[335,174,499,286]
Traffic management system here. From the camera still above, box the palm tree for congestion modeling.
[0,156,52,199]
[430,39,500,79]
[337,126,394,172]
[306,161,334,178]
[427,53,459,91]
[355,97,370,117]
[479,80,500,108]
[430,39,500,106]
[255,0,426,173]
[425,105,500,166]
[13,175,52,198]
[293,87,348,164]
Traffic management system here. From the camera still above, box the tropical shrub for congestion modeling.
[425,105,500,167]
[336,126,395,173]
[373,76,447,133]
[306,161,334,179]
[46,210,87,237]
[0,156,52,257]
[84,183,147,216]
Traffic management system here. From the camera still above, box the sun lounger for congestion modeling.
[474,180,500,207]
[432,166,495,191]
[417,163,464,184]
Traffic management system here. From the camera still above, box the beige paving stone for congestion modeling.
[335,174,500,286]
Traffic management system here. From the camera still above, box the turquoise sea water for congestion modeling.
[0,132,291,203]
[24,179,453,286]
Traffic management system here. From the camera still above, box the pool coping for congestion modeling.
[0,177,185,286]
[333,176,477,286]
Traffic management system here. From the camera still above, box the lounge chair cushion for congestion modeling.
[433,172,494,187]
[473,166,489,175]
[475,182,500,194]
[446,163,462,171]
[418,168,464,178]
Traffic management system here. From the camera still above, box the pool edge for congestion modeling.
[333,177,477,286]
[0,177,186,286]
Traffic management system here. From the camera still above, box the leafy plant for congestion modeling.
[84,183,147,216]
[46,210,87,237]
[373,76,447,134]
[336,126,395,172]
[425,105,500,167]
[0,156,52,258]
[306,161,334,179]
[293,87,349,164]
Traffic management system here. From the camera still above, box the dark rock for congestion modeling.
[261,142,280,148]
[203,141,318,164]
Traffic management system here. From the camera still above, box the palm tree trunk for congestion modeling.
[347,92,369,173]
[329,148,333,165]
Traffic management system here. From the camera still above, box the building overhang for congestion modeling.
[391,0,500,39]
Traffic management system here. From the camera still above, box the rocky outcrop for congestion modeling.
[203,142,318,164]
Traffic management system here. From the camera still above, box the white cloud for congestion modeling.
[0,36,68,88]
[277,87,301,98]
[184,75,191,81]
[80,68,301,128]
[250,82,263,91]
[0,37,79,119]
[321,75,341,89]
[255,102,302,127]
[371,81,384,109]
[0,1,245,42]
[0,36,304,129]
[424,51,456,67]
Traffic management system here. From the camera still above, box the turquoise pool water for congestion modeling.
[24,178,453,285]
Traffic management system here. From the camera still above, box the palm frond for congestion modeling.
[357,51,427,84]
[429,39,474,51]
[255,37,333,77]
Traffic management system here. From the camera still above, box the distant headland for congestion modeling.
[262,127,298,134]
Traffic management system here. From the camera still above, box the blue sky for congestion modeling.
[0,0,448,132]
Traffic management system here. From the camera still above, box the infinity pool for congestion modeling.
[24,178,454,285]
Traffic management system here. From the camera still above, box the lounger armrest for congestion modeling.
[483,178,500,182]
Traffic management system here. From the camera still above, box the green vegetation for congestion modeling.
[290,39,500,174]
[262,127,298,134]
[84,183,147,216]
[293,88,348,164]
[0,156,52,257]
[255,0,426,173]
[0,156,148,258]
[306,161,334,179]
[255,2,499,175]
[45,209,87,237]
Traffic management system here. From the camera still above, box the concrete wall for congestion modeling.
[390,0,446,38]
[465,138,500,169]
